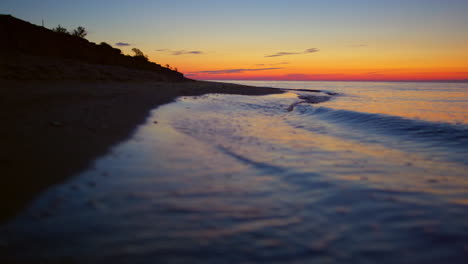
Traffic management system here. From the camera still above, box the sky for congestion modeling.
[1,0,468,81]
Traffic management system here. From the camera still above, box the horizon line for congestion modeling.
[199,78,468,84]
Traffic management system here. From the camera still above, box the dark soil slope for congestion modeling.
[0,15,187,81]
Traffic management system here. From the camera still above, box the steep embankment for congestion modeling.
[0,14,187,81]
[0,15,284,223]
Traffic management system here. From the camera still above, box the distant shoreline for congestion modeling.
[203,79,468,84]
[0,79,283,223]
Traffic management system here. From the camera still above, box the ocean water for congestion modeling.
[1,81,468,263]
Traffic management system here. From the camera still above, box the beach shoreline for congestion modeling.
[0,79,283,222]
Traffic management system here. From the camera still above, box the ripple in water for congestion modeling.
[1,82,468,263]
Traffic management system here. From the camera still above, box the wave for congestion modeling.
[293,105,468,160]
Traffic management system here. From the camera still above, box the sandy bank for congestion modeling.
[0,54,183,81]
[0,80,283,222]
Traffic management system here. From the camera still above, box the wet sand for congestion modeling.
[0,80,283,222]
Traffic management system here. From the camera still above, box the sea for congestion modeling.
[1,81,468,263]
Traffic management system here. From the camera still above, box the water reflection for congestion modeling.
[222,81,468,124]
[2,86,468,263]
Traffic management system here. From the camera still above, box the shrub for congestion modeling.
[99,42,112,48]
[72,26,87,38]
[52,25,68,34]
[131,48,148,61]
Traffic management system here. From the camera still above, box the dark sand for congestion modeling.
[0,79,283,222]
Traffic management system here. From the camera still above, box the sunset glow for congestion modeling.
[2,1,468,262]
[2,0,467,82]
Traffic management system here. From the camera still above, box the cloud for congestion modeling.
[115,42,131,46]
[156,49,204,55]
[304,48,319,53]
[366,71,384,76]
[190,67,283,75]
[265,52,299,58]
[265,48,319,58]
[255,62,290,66]
[172,50,203,55]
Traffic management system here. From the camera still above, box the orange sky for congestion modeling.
[150,37,468,81]
[3,0,468,81]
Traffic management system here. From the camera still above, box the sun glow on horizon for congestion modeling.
[185,69,468,82]
[1,0,467,82]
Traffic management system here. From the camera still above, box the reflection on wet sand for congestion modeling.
[2,82,468,263]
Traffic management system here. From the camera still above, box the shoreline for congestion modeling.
[0,79,283,222]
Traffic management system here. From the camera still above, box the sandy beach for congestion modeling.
[0,79,282,222]
[0,15,284,222]
[2,4,468,262]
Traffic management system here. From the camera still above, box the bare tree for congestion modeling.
[72,26,87,38]
[52,25,68,34]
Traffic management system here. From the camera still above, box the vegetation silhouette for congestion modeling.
[72,26,87,38]
[132,48,148,61]
[52,24,68,34]
[0,15,186,81]
[99,42,113,49]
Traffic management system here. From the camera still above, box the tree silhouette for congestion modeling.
[52,25,68,34]
[72,26,87,38]
[132,48,148,61]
